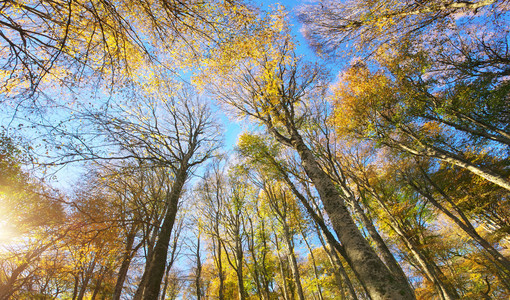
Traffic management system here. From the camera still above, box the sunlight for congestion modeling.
[0,195,16,245]
[0,221,15,244]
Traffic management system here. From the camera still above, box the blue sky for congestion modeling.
[0,0,325,191]
[222,0,321,150]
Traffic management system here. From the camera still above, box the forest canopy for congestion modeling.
[0,0,509,299]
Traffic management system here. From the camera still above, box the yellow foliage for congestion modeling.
[331,63,396,136]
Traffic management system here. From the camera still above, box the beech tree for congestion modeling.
[300,0,509,191]
[66,86,220,299]
[208,37,416,298]
[331,60,510,191]
[197,163,229,300]
[298,0,507,61]
[258,179,306,300]
[0,0,259,97]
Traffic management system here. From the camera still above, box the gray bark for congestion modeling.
[288,132,415,299]
[352,196,412,291]
[372,189,460,300]
[142,164,189,300]
[113,229,142,300]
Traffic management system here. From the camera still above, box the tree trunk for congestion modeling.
[289,133,416,300]
[301,228,324,300]
[318,229,359,300]
[235,237,247,300]
[72,275,80,300]
[77,256,98,300]
[213,235,225,300]
[282,224,306,300]
[134,218,162,300]
[161,219,183,300]
[259,217,272,300]
[91,266,107,300]
[352,196,412,291]
[142,165,189,300]
[246,216,265,300]
[280,168,359,299]
[195,233,203,300]
[397,225,459,300]
[113,230,141,300]
[408,175,510,289]
[373,192,460,300]
[275,235,292,300]
[392,135,510,191]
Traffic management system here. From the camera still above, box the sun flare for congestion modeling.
[0,196,16,245]
[0,221,16,244]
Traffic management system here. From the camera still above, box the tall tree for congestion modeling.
[0,0,259,97]
[78,86,221,299]
[298,0,507,63]
[197,159,229,300]
[300,0,509,191]
[209,39,416,298]
[331,61,510,191]
[261,181,306,300]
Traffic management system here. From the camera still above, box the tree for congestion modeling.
[0,0,259,98]
[62,85,221,299]
[0,131,68,299]
[352,161,462,300]
[331,61,510,191]
[299,0,509,191]
[338,137,510,298]
[116,95,218,300]
[260,180,306,300]
[298,0,507,62]
[220,169,250,300]
[70,161,176,300]
[209,38,416,298]
[197,159,253,300]
[401,159,510,283]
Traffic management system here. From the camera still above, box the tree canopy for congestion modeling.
[0,0,509,299]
